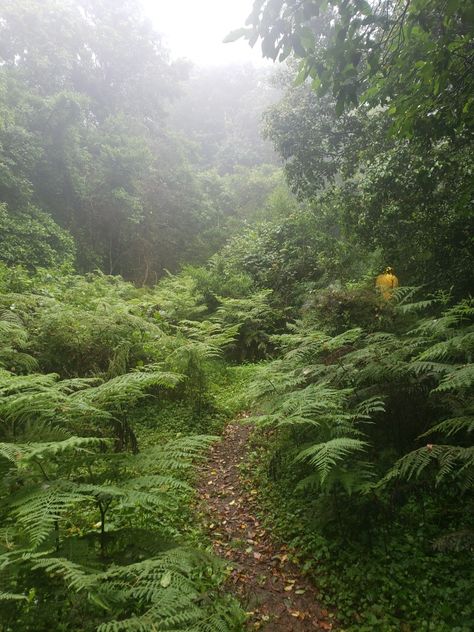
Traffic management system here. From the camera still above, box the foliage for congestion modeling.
[0,0,210,282]
[0,266,246,630]
[217,201,376,308]
[249,292,474,490]
[1,0,473,628]
[244,438,474,631]
[263,71,474,294]
[244,292,474,628]
[170,65,279,172]
[0,203,75,270]
[223,4,474,298]
[235,0,474,139]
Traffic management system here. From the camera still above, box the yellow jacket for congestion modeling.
[376,269,399,300]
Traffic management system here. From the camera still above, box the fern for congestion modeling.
[0,269,246,630]
[30,557,97,593]
[0,436,105,465]
[384,444,474,487]
[71,369,182,410]
[295,438,368,483]
[421,416,474,438]
[94,549,230,632]
[433,364,474,393]
[0,308,37,373]
[11,486,91,547]
[249,296,474,503]
[29,550,237,632]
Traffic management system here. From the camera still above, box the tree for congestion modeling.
[170,64,280,172]
[0,0,204,282]
[0,203,75,269]
[255,50,474,294]
[231,0,474,139]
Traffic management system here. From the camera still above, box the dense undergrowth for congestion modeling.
[242,288,474,631]
[1,260,472,631]
[1,1,473,630]
[0,264,259,631]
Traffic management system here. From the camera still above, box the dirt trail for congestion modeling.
[197,421,335,631]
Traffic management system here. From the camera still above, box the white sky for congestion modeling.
[141,0,268,66]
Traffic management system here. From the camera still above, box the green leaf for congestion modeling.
[160,570,172,588]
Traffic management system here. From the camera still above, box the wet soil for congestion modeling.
[197,421,335,631]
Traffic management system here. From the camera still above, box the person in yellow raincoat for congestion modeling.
[376,267,399,300]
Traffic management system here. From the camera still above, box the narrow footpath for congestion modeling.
[197,421,335,631]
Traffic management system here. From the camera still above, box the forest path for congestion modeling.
[197,420,335,631]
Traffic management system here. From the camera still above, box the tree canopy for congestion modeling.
[231,0,474,138]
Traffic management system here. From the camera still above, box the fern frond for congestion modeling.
[72,370,181,410]
[409,360,452,377]
[383,444,474,486]
[0,436,105,465]
[417,332,474,362]
[144,435,217,471]
[354,397,385,419]
[30,557,97,593]
[0,591,28,601]
[395,299,438,314]
[391,286,423,304]
[11,486,91,547]
[420,416,474,438]
[433,364,474,393]
[295,438,368,483]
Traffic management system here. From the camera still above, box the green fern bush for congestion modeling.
[0,365,239,630]
[0,268,245,631]
[244,292,474,631]
[248,293,474,506]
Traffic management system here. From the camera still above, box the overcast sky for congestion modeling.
[142,0,268,66]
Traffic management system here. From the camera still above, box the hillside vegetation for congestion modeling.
[1,0,473,631]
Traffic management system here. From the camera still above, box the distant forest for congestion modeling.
[1,1,473,631]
